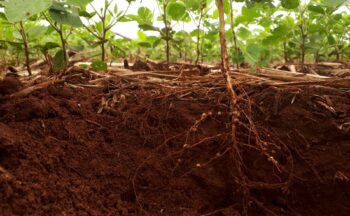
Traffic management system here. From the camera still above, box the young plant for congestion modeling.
[228,1,276,69]
[17,22,32,75]
[216,0,246,214]
[319,0,350,61]
[44,0,91,71]
[160,0,172,63]
[186,0,212,64]
[0,14,32,74]
[2,0,52,75]
[132,1,187,63]
[296,3,308,72]
[81,0,134,63]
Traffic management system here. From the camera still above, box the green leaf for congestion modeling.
[166,1,186,21]
[283,16,295,26]
[12,31,23,40]
[190,29,204,37]
[259,17,273,28]
[183,0,201,10]
[138,7,153,25]
[308,5,325,14]
[118,16,132,22]
[27,26,48,40]
[328,35,336,45]
[241,6,260,21]
[113,4,118,14]
[0,12,8,21]
[231,50,244,65]
[153,39,162,48]
[262,35,280,45]
[281,0,300,9]
[137,31,147,41]
[138,42,152,48]
[79,11,96,18]
[3,0,53,23]
[126,14,141,23]
[174,30,189,39]
[38,42,60,54]
[212,9,219,19]
[49,6,83,27]
[53,49,66,72]
[322,0,348,8]
[237,27,251,39]
[66,0,92,6]
[44,42,60,50]
[91,60,108,71]
[223,0,230,15]
[246,43,262,63]
[271,24,289,38]
[138,24,159,31]
[333,14,343,20]
[344,46,350,58]
[309,23,324,33]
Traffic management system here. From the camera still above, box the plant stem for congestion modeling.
[201,34,204,63]
[19,22,32,76]
[283,41,288,64]
[58,24,68,68]
[101,0,109,62]
[229,0,239,69]
[195,23,201,64]
[162,1,170,64]
[298,6,307,73]
[299,24,306,73]
[217,0,229,72]
[195,4,203,65]
[315,50,320,63]
[217,0,248,215]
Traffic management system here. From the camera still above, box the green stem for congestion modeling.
[58,24,68,68]
[19,21,32,76]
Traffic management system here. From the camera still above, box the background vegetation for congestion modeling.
[0,0,349,73]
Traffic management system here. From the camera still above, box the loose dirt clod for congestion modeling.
[0,76,22,96]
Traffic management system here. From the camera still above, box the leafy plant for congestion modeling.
[1,0,51,75]
[185,0,212,64]
[0,0,349,74]
[129,0,188,63]
[44,0,91,70]
[81,0,134,63]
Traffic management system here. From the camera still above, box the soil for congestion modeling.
[0,68,349,216]
[0,75,22,97]
[130,60,170,71]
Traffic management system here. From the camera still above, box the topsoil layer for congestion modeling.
[0,70,349,216]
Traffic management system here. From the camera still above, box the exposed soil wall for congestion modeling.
[0,70,349,215]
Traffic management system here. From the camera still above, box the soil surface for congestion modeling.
[0,68,349,216]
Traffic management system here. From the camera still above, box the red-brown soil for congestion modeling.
[0,69,349,216]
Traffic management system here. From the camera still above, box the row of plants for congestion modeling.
[0,0,349,75]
